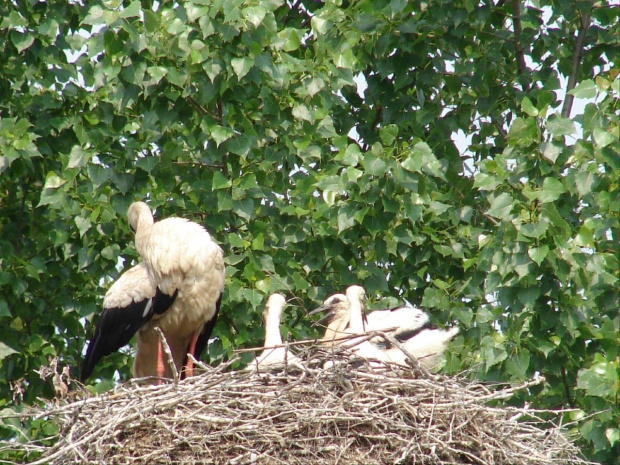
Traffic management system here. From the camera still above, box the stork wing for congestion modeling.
[393,321,437,343]
[188,293,222,364]
[80,264,177,381]
[366,304,429,333]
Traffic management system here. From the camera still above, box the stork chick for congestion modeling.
[345,285,429,339]
[316,286,459,370]
[309,294,351,344]
[249,293,300,370]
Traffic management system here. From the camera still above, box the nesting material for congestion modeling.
[9,338,589,465]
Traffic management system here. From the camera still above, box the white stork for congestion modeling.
[314,286,459,370]
[249,293,300,370]
[345,285,429,338]
[309,293,351,343]
[81,202,225,382]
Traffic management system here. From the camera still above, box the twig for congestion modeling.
[9,349,589,465]
[561,6,593,118]
[511,0,530,91]
[154,326,179,383]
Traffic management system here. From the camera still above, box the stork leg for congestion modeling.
[156,339,165,382]
[184,333,198,378]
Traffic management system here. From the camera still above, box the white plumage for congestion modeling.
[313,285,459,370]
[249,294,300,370]
[81,202,225,382]
[345,285,429,338]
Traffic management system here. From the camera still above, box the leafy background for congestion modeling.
[0,0,618,463]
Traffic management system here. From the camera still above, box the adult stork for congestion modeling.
[249,293,300,370]
[81,201,225,382]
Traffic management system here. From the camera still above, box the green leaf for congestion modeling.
[401,142,445,179]
[575,170,598,196]
[517,287,540,308]
[75,216,92,238]
[473,172,501,191]
[540,141,562,164]
[43,171,66,189]
[528,245,549,265]
[212,171,232,190]
[232,198,254,221]
[293,104,314,123]
[337,204,356,233]
[539,177,565,203]
[11,31,35,53]
[0,342,17,359]
[506,350,530,378]
[242,6,267,28]
[485,193,513,219]
[335,48,356,69]
[606,428,620,447]
[322,190,337,207]
[228,233,248,249]
[593,128,616,148]
[520,220,549,238]
[67,146,91,169]
[481,335,508,369]
[311,16,330,35]
[546,116,576,136]
[136,156,159,173]
[0,300,10,318]
[340,144,361,166]
[231,57,253,80]
[507,117,538,145]
[379,124,398,145]
[521,97,538,117]
[101,244,120,262]
[577,362,618,397]
[210,125,235,146]
[119,1,142,19]
[363,154,387,176]
[568,80,597,99]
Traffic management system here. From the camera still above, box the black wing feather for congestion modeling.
[80,288,177,381]
[394,321,437,343]
[372,322,438,350]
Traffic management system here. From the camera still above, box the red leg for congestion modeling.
[156,339,165,383]
[185,333,198,378]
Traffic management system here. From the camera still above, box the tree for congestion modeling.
[0,0,618,462]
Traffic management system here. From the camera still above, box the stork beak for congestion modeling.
[308,304,335,326]
[308,304,330,316]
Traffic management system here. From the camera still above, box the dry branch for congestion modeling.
[2,339,591,465]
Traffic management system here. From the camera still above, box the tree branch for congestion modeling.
[561,366,575,408]
[561,7,593,118]
[511,0,530,91]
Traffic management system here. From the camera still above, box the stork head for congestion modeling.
[345,285,366,306]
[263,293,286,323]
[127,201,154,233]
[309,293,350,326]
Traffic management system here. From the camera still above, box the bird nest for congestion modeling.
[7,339,589,465]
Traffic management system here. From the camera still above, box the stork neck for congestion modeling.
[135,214,154,233]
[348,295,365,334]
[263,311,283,347]
[322,313,349,341]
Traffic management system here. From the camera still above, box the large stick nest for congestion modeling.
[8,339,589,465]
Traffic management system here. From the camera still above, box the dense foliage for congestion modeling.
[0,0,618,462]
